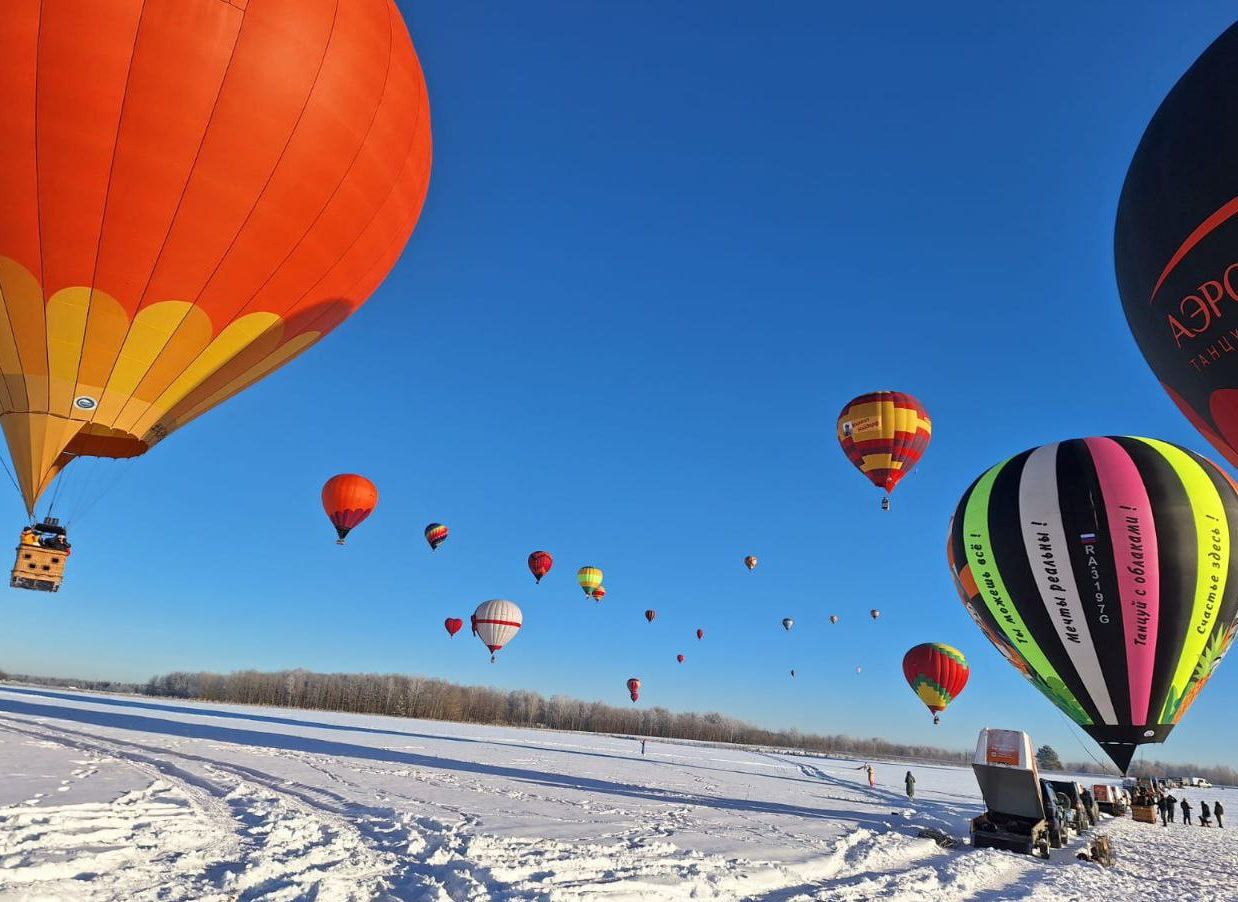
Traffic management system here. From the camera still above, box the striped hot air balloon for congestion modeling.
[591,585,606,602]
[424,523,448,551]
[837,392,931,508]
[626,677,641,703]
[471,599,522,663]
[948,436,1238,772]
[321,474,377,545]
[577,566,603,598]
[903,643,969,724]
[0,1,432,517]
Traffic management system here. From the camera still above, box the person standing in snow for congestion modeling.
[1158,794,1169,826]
[1215,800,1225,828]
[905,771,915,799]
[867,765,875,789]
[1166,792,1177,823]
[1181,797,1192,825]
[1200,801,1213,827]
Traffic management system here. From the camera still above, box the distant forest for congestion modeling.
[5,666,1237,785]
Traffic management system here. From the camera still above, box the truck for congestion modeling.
[969,728,1052,858]
[1186,777,1213,788]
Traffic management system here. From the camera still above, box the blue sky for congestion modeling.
[3,1,1238,768]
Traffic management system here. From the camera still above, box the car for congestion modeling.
[1040,780,1071,848]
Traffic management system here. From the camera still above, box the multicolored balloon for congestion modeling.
[528,551,554,584]
[745,556,758,571]
[948,436,1238,771]
[903,643,969,724]
[645,610,656,622]
[322,474,378,545]
[870,609,880,620]
[471,600,522,663]
[444,617,463,637]
[0,3,432,516]
[591,585,606,602]
[782,618,794,631]
[1115,21,1238,473]
[424,523,448,551]
[577,566,603,598]
[837,392,931,507]
[626,677,641,703]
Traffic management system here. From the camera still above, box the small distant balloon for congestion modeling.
[627,677,641,703]
[591,585,606,602]
[830,615,838,624]
[471,600,522,663]
[577,566,603,598]
[782,618,794,632]
[696,629,704,640]
[321,474,378,545]
[790,669,796,678]
[645,610,656,622]
[744,556,758,571]
[444,617,463,637]
[425,523,449,551]
[677,654,685,663]
[528,551,554,584]
[870,609,880,620]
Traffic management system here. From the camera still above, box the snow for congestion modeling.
[0,685,1234,901]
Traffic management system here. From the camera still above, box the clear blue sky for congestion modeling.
[3,1,1237,768]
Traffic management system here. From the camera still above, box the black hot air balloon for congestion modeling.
[1117,21,1238,472]
[947,436,1238,771]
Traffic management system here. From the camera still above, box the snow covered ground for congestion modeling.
[0,685,1234,902]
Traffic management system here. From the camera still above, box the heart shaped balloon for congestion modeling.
[444,617,463,637]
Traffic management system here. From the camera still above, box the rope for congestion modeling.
[69,457,136,526]
[1056,710,1119,775]
[0,452,29,523]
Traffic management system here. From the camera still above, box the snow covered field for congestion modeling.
[0,685,1234,901]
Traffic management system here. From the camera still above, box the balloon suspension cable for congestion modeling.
[0,452,28,521]
[69,457,136,527]
[1055,710,1119,776]
[44,456,73,519]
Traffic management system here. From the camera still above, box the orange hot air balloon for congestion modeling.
[0,1,433,515]
[322,474,378,545]
[528,551,553,583]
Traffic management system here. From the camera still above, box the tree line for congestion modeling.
[140,668,973,764]
[4,666,1235,782]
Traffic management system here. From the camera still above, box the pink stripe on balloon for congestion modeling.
[1084,437,1159,724]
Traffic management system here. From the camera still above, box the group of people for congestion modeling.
[1156,791,1224,828]
[19,526,70,555]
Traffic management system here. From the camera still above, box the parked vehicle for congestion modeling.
[1047,779,1091,830]
[1093,784,1127,816]
[970,729,1052,858]
[1186,777,1213,788]
[1039,780,1071,848]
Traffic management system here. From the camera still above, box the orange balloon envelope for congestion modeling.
[0,1,433,514]
[837,392,931,499]
[322,474,378,544]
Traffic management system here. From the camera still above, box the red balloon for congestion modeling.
[444,618,463,637]
[322,474,378,544]
[626,677,641,702]
[696,629,704,640]
[528,551,554,583]
[591,586,606,602]
[644,610,656,622]
[677,654,685,663]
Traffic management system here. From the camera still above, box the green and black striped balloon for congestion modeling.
[947,436,1238,771]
